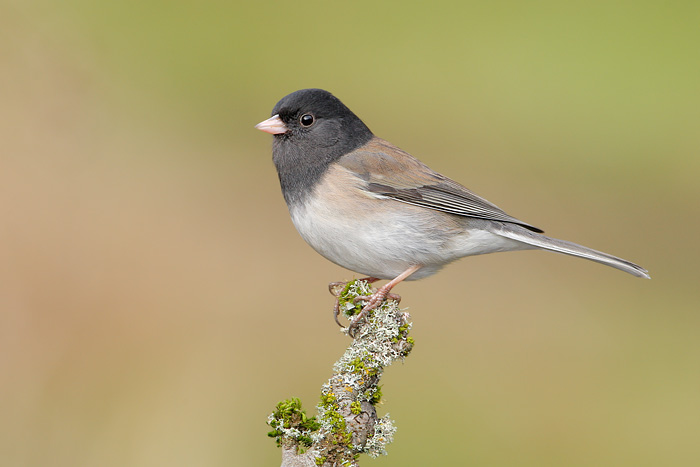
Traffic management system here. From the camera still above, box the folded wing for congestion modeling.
[339,137,544,233]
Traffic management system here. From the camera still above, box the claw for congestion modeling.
[328,267,421,338]
[333,300,343,327]
[329,277,380,328]
[345,265,422,338]
[386,292,401,304]
[328,281,346,297]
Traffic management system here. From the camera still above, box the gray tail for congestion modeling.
[495,225,650,279]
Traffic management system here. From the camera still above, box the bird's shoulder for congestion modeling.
[336,137,443,188]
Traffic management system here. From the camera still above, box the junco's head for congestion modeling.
[256,89,374,205]
[259,89,373,159]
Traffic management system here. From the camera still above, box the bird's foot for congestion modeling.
[346,286,402,338]
[329,278,379,327]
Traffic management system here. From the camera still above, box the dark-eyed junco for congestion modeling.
[256,89,649,333]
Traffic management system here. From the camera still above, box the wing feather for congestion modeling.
[339,138,543,233]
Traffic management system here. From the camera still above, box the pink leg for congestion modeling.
[347,265,422,337]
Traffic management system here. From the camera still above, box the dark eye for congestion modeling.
[299,113,315,127]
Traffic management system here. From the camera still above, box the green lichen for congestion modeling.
[346,355,379,378]
[348,356,365,372]
[267,398,320,452]
[316,387,355,464]
[337,280,364,317]
[367,385,382,405]
[319,390,351,445]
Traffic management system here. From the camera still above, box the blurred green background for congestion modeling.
[2,1,698,465]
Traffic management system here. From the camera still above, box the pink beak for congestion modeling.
[255,114,288,135]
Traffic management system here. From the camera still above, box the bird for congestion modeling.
[256,88,649,335]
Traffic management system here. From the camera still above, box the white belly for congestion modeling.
[289,195,526,280]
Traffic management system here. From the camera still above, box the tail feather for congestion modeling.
[495,225,650,279]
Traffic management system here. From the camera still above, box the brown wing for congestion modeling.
[338,137,543,233]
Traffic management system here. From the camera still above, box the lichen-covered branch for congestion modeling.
[267,280,414,467]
